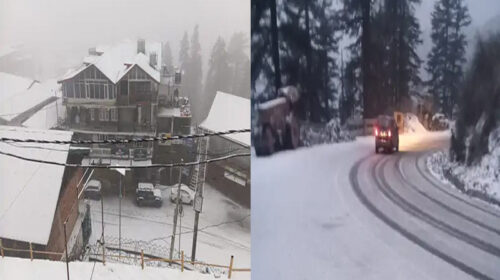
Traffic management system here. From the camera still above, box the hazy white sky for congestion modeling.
[416,0,500,31]
[0,0,249,66]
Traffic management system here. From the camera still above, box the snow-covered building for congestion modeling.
[0,126,89,261]
[199,91,250,206]
[58,39,191,189]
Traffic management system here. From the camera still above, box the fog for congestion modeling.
[416,0,500,31]
[0,0,249,80]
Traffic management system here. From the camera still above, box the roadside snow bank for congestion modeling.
[300,119,354,147]
[0,256,240,280]
[404,113,427,134]
[427,127,500,204]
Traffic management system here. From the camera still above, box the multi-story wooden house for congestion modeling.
[58,40,164,168]
[58,39,189,185]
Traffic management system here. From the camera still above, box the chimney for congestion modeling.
[137,39,145,54]
[88,47,97,56]
[149,52,157,69]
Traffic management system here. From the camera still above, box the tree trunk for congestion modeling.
[270,0,281,93]
[361,0,372,119]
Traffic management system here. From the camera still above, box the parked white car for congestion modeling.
[84,179,102,200]
[170,184,195,204]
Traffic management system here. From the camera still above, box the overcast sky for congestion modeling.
[0,0,249,78]
[416,0,500,32]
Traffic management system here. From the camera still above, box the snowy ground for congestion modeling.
[252,128,500,279]
[86,182,250,279]
[427,127,500,203]
[0,256,243,280]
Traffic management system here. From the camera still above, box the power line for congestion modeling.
[0,149,250,169]
[0,129,250,145]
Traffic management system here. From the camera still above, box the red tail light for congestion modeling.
[388,130,392,137]
[374,127,379,136]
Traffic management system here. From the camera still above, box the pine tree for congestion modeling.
[186,25,203,122]
[251,0,276,99]
[280,0,340,122]
[341,0,374,118]
[179,32,190,70]
[383,0,423,110]
[162,42,174,74]
[427,0,471,117]
[204,37,231,118]
[227,32,250,98]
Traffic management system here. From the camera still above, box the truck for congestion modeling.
[254,86,300,156]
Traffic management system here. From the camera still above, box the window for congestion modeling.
[99,108,109,121]
[110,108,118,121]
[90,108,95,121]
[137,106,142,124]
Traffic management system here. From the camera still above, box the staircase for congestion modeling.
[189,130,209,198]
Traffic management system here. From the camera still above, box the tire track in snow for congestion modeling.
[376,156,500,258]
[415,152,500,219]
[394,154,500,236]
[349,155,494,280]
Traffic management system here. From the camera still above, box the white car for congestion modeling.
[170,184,195,204]
[84,179,102,200]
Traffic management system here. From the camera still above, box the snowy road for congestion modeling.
[252,132,500,279]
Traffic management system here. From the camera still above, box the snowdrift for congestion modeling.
[404,113,427,134]
[0,256,242,280]
[300,119,354,147]
[427,126,500,204]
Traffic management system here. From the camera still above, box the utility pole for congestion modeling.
[169,162,183,263]
[191,211,200,262]
[119,175,122,258]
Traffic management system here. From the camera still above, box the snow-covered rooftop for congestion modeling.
[58,39,162,84]
[0,72,35,103]
[200,92,250,147]
[0,79,60,121]
[0,126,73,245]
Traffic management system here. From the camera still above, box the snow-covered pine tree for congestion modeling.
[426,0,471,118]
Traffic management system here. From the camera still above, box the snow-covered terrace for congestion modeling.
[200,91,250,147]
[0,126,73,245]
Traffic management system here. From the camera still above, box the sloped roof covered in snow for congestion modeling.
[0,72,35,102]
[0,126,73,245]
[0,79,59,121]
[200,91,250,147]
[58,39,162,84]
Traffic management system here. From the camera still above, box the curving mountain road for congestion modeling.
[253,131,500,279]
[350,143,500,279]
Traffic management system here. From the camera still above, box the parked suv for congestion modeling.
[375,115,399,153]
[84,179,102,200]
[135,183,162,207]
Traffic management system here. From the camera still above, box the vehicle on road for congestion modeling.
[170,184,195,205]
[254,86,300,156]
[84,179,102,200]
[136,182,162,207]
[375,115,399,153]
